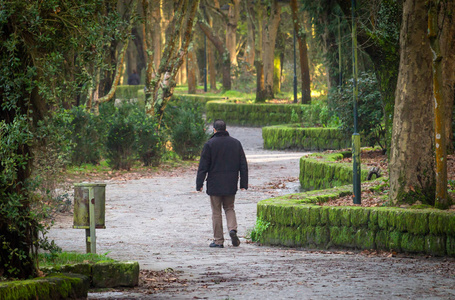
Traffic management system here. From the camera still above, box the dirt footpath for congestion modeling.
[48,127,455,299]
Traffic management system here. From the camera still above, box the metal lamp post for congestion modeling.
[351,0,361,204]
[293,28,298,103]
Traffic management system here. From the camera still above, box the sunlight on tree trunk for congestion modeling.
[259,0,281,101]
[290,0,311,104]
[187,42,197,94]
[428,0,450,208]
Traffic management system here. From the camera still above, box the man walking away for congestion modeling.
[196,119,248,248]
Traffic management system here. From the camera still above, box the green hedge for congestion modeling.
[0,274,89,300]
[263,125,350,150]
[299,152,369,190]
[257,188,455,256]
[206,101,322,126]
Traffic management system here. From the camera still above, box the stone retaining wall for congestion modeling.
[257,193,455,256]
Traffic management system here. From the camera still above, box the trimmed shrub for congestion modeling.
[166,100,209,160]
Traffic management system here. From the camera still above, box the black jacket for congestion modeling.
[196,131,248,195]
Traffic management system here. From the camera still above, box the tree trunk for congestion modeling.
[290,0,311,104]
[152,0,162,74]
[226,0,240,67]
[255,60,266,101]
[245,1,255,68]
[261,0,281,100]
[187,43,197,94]
[273,53,281,94]
[208,18,217,91]
[389,0,435,205]
[440,1,455,155]
[319,3,339,90]
[198,21,231,90]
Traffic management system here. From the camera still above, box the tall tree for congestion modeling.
[290,0,311,104]
[389,0,435,205]
[257,0,282,101]
[226,0,241,66]
[198,18,232,90]
[428,0,455,208]
[0,0,129,279]
[142,0,200,123]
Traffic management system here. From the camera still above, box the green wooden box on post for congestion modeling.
[73,183,106,254]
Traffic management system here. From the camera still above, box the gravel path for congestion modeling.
[48,126,455,299]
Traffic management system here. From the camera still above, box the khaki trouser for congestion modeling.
[210,195,237,245]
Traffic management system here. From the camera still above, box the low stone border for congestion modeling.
[257,187,455,256]
[206,101,321,126]
[40,261,139,288]
[263,125,350,151]
[0,273,89,300]
[299,152,369,190]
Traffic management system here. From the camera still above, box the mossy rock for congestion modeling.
[40,263,91,278]
[401,233,425,253]
[92,261,139,288]
[0,273,89,300]
[425,235,446,256]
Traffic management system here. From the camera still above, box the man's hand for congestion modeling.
[198,188,203,192]
[241,188,246,191]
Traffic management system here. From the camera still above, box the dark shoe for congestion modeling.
[229,230,240,247]
[209,242,224,248]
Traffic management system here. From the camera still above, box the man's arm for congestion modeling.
[196,143,211,191]
[239,144,248,190]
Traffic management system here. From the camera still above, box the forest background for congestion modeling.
[0,0,454,279]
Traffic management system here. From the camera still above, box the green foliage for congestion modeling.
[329,72,385,149]
[105,104,163,169]
[0,116,37,278]
[165,100,209,160]
[0,0,132,279]
[249,218,271,242]
[39,251,114,268]
[65,107,105,165]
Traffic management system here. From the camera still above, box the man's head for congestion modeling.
[213,119,226,132]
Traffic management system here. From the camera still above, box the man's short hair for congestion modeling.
[213,119,226,131]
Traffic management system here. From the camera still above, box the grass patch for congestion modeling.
[39,251,115,268]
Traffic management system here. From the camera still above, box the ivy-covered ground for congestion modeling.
[47,127,455,299]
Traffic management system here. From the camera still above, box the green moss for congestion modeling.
[340,208,351,227]
[350,207,370,228]
[309,206,321,226]
[328,207,341,226]
[425,235,446,256]
[315,226,330,246]
[446,236,455,257]
[0,274,88,300]
[404,210,429,235]
[368,209,379,231]
[375,230,389,249]
[377,209,389,230]
[389,231,402,251]
[92,261,139,288]
[401,233,425,253]
[355,229,376,249]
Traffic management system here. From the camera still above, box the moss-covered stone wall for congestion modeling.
[263,125,350,151]
[257,188,455,256]
[0,273,89,300]
[206,101,321,126]
[299,152,369,190]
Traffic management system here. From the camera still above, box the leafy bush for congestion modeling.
[328,72,385,148]
[106,107,137,170]
[106,104,163,169]
[165,100,209,160]
[129,107,163,167]
[67,106,105,165]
